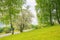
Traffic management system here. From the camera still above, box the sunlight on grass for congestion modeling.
[0,25,60,40]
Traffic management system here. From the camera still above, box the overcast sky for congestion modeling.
[25,0,38,25]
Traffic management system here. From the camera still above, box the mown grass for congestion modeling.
[0,25,60,40]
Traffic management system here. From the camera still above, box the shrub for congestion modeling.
[32,25,38,29]
[0,28,3,33]
[3,27,11,33]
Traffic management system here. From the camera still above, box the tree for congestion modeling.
[0,0,26,34]
[55,0,60,24]
[35,0,56,26]
[14,8,33,32]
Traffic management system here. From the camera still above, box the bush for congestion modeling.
[0,28,4,33]
[32,25,38,29]
[3,27,11,33]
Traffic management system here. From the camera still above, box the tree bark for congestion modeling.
[50,11,54,25]
[56,12,60,24]
[20,24,24,32]
[9,8,14,35]
[56,2,60,24]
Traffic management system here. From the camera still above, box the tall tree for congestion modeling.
[55,0,60,24]
[0,0,26,34]
[36,0,55,26]
[14,8,33,32]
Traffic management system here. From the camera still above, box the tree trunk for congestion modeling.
[11,23,14,35]
[49,1,54,26]
[20,26,23,32]
[56,3,60,24]
[9,11,14,35]
[56,12,60,24]
[20,24,24,32]
[50,12,54,25]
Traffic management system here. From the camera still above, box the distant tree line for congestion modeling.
[35,0,60,27]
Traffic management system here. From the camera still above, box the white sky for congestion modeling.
[25,0,38,25]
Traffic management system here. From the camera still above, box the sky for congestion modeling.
[0,23,5,28]
[25,0,38,25]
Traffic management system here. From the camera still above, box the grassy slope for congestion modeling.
[0,25,60,40]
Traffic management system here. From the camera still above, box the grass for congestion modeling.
[0,25,60,40]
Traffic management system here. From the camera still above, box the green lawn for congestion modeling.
[0,25,60,40]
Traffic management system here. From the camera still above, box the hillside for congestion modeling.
[0,25,60,40]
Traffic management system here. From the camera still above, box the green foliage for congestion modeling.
[31,25,38,29]
[0,28,4,33]
[14,9,33,32]
[0,0,26,34]
[36,0,51,25]
[3,27,11,33]
[0,0,26,25]
[36,0,60,25]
